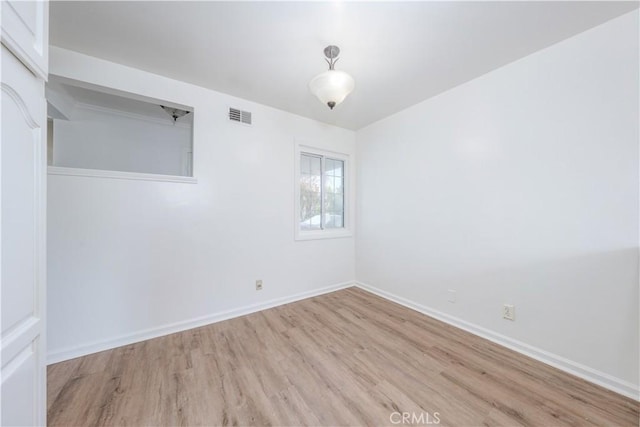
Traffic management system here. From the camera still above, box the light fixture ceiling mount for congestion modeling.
[309,45,355,110]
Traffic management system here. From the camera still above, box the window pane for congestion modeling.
[300,154,322,230]
[324,175,334,193]
[323,159,344,229]
[324,160,344,194]
[333,193,344,213]
[309,154,322,175]
[324,213,343,229]
[325,158,335,175]
[300,154,311,174]
[325,158,343,177]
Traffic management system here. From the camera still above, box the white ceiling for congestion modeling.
[50,1,638,130]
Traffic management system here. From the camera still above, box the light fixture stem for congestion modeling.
[325,57,339,70]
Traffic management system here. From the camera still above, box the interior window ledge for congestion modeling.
[47,166,197,184]
[295,229,353,241]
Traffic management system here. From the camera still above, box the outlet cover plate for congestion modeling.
[503,304,515,321]
[447,289,456,303]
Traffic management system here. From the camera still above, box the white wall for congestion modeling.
[356,10,639,395]
[53,106,192,176]
[47,47,356,361]
[49,11,638,399]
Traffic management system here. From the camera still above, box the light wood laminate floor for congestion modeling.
[48,287,639,426]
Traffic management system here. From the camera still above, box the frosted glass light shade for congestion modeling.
[309,69,355,109]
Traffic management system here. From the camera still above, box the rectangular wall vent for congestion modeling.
[229,108,252,125]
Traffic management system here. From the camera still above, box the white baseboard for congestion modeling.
[48,280,639,401]
[47,281,354,365]
[355,281,639,401]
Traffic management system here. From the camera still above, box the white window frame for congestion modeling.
[295,143,352,241]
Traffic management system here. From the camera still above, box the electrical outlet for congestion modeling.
[255,280,263,291]
[448,289,456,303]
[503,304,515,321]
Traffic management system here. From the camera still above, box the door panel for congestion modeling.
[1,43,46,426]
[1,87,37,335]
[1,0,48,79]
[1,341,37,426]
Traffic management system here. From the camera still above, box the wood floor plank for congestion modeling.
[48,287,639,426]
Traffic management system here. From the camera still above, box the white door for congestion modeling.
[1,0,49,80]
[1,1,48,425]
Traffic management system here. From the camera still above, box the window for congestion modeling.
[295,145,351,240]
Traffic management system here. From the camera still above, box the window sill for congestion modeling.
[47,166,197,184]
[295,229,353,241]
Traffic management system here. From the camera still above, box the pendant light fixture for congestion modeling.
[309,45,355,110]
